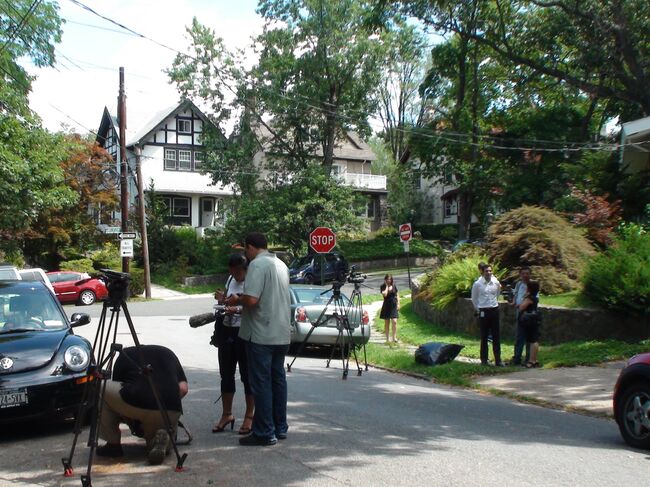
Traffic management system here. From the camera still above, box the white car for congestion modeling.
[18,268,55,294]
[0,265,21,280]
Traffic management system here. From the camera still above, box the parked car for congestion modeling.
[0,280,92,423]
[46,271,109,306]
[289,252,349,284]
[18,268,55,294]
[290,284,370,348]
[0,264,20,280]
[614,352,650,449]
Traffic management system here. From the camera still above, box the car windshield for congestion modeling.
[292,288,350,305]
[0,284,67,333]
[290,256,312,268]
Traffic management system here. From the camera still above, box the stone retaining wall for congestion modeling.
[411,282,649,344]
[182,273,229,287]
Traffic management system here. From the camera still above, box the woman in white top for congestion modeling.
[212,254,255,434]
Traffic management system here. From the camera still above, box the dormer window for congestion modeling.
[178,119,192,134]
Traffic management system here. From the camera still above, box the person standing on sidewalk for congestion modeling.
[226,232,291,446]
[510,266,533,366]
[380,274,400,343]
[471,264,504,366]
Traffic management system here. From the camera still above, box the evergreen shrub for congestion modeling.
[487,206,595,294]
[583,228,650,315]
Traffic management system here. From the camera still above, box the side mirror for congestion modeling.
[70,313,91,327]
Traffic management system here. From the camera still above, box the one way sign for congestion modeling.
[118,232,137,240]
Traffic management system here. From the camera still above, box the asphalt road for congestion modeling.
[0,295,645,486]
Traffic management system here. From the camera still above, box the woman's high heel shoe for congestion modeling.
[212,414,235,433]
[238,415,254,435]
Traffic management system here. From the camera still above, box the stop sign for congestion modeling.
[309,227,336,253]
[399,223,412,242]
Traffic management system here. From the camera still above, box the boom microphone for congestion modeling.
[189,312,217,328]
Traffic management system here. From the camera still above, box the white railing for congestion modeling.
[340,172,387,190]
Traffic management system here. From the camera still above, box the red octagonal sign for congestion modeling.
[310,227,336,254]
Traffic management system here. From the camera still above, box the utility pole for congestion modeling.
[135,145,151,298]
[118,67,129,273]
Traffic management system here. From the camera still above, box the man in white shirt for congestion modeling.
[471,264,503,366]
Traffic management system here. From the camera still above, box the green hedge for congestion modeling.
[415,223,484,240]
[583,229,650,315]
[337,236,443,261]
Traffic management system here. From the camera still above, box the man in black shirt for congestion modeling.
[97,345,188,464]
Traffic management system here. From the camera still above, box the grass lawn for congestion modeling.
[540,290,597,309]
[364,297,649,387]
[152,273,216,295]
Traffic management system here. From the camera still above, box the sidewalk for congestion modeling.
[475,361,624,417]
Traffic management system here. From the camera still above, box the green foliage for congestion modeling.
[60,258,94,274]
[423,253,505,310]
[583,231,650,315]
[440,226,457,241]
[337,235,443,261]
[224,166,364,254]
[487,206,595,294]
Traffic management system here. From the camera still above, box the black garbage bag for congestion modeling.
[414,342,464,366]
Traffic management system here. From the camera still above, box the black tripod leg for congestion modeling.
[121,302,188,472]
[287,323,320,372]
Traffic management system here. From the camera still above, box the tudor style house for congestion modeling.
[253,125,388,231]
[96,99,232,235]
[620,115,650,174]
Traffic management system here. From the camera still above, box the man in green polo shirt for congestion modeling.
[226,232,291,446]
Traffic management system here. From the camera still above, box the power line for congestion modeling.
[0,0,42,57]
[40,0,646,154]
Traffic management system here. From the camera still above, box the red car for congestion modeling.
[46,271,108,306]
[614,352,650,449]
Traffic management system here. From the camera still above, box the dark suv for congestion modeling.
[289,253,349,284]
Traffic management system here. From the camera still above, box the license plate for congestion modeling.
[0,389,28,409]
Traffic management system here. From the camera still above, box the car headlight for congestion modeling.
[64,345,90,372]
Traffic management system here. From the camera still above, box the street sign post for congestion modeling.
[399,223,412,290]
[120,239,134,258]
[310,227,336,284]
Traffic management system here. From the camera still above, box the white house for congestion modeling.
[96,99,233,235]
[620,115,650,174]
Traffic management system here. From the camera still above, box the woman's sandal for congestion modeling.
[525,362,541,369]
[212,413,235,433]
[238,415,254,435]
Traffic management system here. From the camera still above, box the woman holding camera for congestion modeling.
[380,274,400,343]
[212,254,255,434]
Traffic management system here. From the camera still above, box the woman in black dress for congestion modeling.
[380,274,400,343]
[518,280,541,368]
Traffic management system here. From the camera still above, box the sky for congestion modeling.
[23,0,265,135]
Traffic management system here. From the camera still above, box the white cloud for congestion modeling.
[24,0,264,134]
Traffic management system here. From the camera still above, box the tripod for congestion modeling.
[62,271,187,486]
[331,279,369,372]
[286,282,363,379]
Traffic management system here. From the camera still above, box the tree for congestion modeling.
[0,1,73,260]
[375,22,433,161]
[392,0,650,120]
[223,166,363,254]
[22,136,118,268]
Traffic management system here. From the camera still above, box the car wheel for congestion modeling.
[79,290,96,306]
[304,273,314,285]
[616,382,650,449]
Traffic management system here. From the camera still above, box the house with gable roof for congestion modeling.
[96,99,233,234]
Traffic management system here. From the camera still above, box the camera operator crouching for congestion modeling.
[212,254,255,435]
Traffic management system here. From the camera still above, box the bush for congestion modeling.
[440,226,457,241]
[128,266,145,296]
[487,206,595,294]
[60,258,94,274]
[421,254,506,310]
[583,230,650,315]
[415,223,484,240]
[337,235,444,261]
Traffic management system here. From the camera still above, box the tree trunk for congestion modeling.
[457,192,473,239]
[322,84,338,174]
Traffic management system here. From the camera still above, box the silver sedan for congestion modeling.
[289,285,371,348]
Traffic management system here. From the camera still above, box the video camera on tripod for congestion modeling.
[345,265,367,285]
[98,268,131,305]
